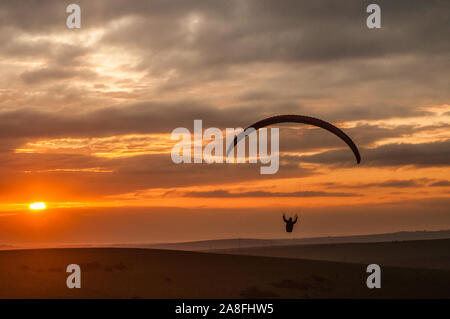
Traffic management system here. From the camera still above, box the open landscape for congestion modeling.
[0,0,449,305]
[213,238,450,270]
[1,236,449,299]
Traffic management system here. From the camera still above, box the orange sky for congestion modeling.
[0,0,449,245]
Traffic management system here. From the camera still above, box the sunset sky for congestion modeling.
[0,0,449,244]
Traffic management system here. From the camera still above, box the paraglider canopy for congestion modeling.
[226,114,361,164]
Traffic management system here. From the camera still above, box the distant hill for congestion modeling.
[214,238,450,270]
[2,229,450,251]
[110,229,450,251]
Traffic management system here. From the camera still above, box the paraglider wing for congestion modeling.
[226,114,361,164]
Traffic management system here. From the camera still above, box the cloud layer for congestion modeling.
[0,0,448,241]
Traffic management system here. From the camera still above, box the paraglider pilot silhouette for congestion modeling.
[283,213,298,233]
[226,114,361,233]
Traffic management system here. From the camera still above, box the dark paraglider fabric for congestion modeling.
[227,114,361,164]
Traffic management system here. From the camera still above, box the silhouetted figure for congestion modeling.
[283,213,298,233]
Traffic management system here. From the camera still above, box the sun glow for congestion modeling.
[29,202,46,210]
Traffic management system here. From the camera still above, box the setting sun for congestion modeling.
[29,202,46,210]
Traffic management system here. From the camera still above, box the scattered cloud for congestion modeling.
[429,180,450,187]
[297,140,450,167]
[172,189,361,198]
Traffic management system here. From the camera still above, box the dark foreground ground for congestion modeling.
[213,238,450,270]
[0,246,449,298]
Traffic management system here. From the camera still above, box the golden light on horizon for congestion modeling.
[29,202,46,210]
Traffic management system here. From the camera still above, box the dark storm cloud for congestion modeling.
[0,0,447,189]
[314,104,434,123]
[1,0,448,61]
[0,0,447,125]
[0,0,235,32]
[93,0,449,66]
[21,67,98,84]
[172,189,360,198]
[0,102,301,139]
[296,140,450,167]
[279,123,449,152]
[0,102,444,145]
